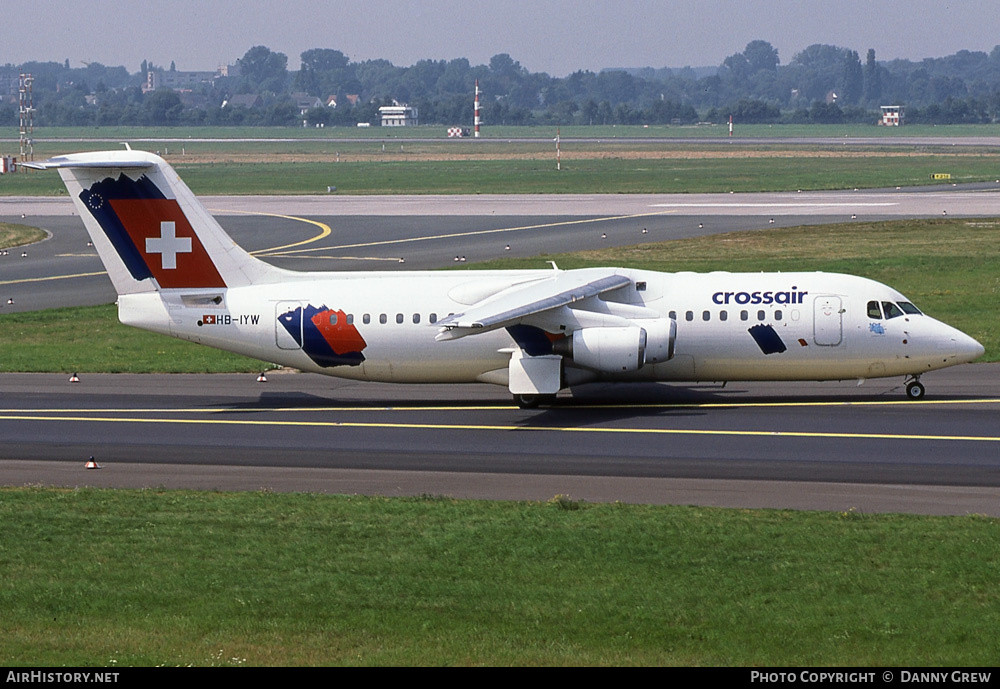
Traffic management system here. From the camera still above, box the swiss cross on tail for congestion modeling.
[80,173,226,289]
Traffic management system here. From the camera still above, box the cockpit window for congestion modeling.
[898,301,922,315]
[867,301,883,319]
[882,301,904,319]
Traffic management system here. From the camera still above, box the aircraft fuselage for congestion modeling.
[119,267,983,386]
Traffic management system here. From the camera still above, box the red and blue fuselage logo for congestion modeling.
[277,304,367,368]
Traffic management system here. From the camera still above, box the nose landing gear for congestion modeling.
[904,376,925,400]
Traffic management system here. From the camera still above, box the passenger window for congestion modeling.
[363,314,371,325]
[720,311,728,322]
[396,313,404,324]
[774,310,782,321]
[412,313,420,324]
[379,313,387,324]
[685,311,694,322]
[329,313,338,325]
[702,311,710,321]
[429,313,438,323]
[867,301,882,319]
[757,310,765,321]
[346,314,354,325]
[740,310,748,321]
[668,310,676,320]
[882,301,904,319]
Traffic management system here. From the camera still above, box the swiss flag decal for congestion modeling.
[109,198,226,288]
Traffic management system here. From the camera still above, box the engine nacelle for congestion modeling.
[552,319,676,373]
[553,326,647,373]
[640,317,676,364]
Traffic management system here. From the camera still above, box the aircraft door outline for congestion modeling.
[813,295,843,346]
[276,301,303,350]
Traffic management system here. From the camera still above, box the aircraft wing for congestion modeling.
[435,271,631,341]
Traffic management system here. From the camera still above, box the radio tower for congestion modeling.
[19,73,34,162]
[474,80,481,138]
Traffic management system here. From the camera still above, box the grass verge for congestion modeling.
[0,304,265,373]
[0,222,48,249]
[1,487,997,666]
[4,155,999,195]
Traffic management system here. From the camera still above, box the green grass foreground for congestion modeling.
[0,217,996,371]
[1,487,997,666]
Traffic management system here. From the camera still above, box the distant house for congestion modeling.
[291,92,323,115]
[379,102,418,126]
[326,95,338,108]
[222,94,263,109]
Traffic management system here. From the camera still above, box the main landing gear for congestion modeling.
[904,375,925,400]
[514,393,557,409]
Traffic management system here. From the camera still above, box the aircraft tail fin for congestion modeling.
[26,150,279,295]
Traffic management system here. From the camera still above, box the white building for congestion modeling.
[378,104,418,127]
[880,105,905,126]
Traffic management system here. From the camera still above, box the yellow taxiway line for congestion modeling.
[261,211,677,256]
[2,401,998,444]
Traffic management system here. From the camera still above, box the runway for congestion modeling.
[1,186,998,514]
[1,366,999,515]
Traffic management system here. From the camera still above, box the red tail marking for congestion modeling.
[110,198,226,288]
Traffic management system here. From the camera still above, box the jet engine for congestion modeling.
[552,319,675,373]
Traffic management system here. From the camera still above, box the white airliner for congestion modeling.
[28,150,984,406]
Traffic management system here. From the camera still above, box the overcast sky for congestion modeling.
[7,0,998,76]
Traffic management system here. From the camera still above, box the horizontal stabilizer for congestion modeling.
[22,157,154,170]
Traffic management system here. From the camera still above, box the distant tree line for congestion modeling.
[4,41,1000,128]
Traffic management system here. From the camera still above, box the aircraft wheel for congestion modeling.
[905,380,925,400]
[514,394,541,409]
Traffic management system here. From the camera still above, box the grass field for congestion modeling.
[4,154,998,196]
[4,123,1000,195]
[2,488,997,666]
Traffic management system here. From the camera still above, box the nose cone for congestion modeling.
[921,318,985,367]
[942,325,985,364]
[958,332,986,363]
